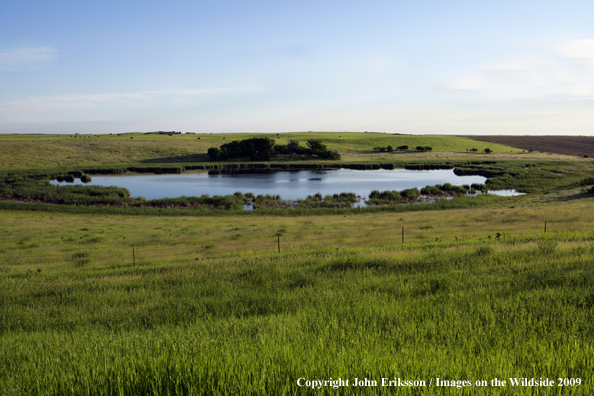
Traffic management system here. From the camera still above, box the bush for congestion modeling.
[401,188,420,200]
[207,147,221,160]
[420,185,442,195]
[368,188,419,203]
[387,145,394,152]
[306,140,341,160]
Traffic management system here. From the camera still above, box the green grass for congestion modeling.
[1,219,593,394]
[0,132,542,171]
[2,192,594,394]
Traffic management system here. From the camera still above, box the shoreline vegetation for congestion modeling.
[0,158,590,213]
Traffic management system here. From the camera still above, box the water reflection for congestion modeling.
[50,168,522,201]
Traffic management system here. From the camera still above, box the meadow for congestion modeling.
[1,188,594,394]
[0,132,577,171]
[1,133,594,394]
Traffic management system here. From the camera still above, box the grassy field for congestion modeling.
[1,133,594,394]
[0,132,567,171]
[1,190,594,394]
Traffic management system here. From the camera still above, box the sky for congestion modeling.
[1,0,593,135]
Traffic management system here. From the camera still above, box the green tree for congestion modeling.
[207,147,221,160]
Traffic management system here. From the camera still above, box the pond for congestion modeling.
[50,168,521,201]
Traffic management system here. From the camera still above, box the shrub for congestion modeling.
[401,188,420,200]
[207,147,221,160]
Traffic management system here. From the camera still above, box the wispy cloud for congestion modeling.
[557,39,594,60]
[448,39,594,100]
[0,88,251,123]
[0,47,57,70]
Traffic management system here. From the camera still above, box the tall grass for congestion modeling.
[1,236,593,394]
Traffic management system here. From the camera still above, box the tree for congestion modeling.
[387,145,394,152]
[484,148,492,154]
[306,140,341,160]
[207,147,221,160]
[218,137,276,161]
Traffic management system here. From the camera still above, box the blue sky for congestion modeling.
[1,0,593,134]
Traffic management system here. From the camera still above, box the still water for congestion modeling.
[50,169,520,200]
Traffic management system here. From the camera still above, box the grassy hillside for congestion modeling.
[1,192,594,394]
[0,132,540,170]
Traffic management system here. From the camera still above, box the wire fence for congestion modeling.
[3,219,593,269]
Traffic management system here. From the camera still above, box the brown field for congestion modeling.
[469,135,594,158]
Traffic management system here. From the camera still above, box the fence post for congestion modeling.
[278,235,280,253]
[402,226,404,244]
[545,221,547,233]
[133,246,135,265]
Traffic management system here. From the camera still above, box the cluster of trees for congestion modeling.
[373,146,394,152]
[207,138,340,161]
[415,146,433,152]
[207,137,276,161]
[373,145,433,153]
[467,148,493,153]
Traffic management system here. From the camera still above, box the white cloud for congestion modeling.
[0,47,57,70]
[0,88,247,123]
[557,39,594,60]
[448,39,594,100]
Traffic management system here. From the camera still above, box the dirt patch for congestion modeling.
[468,136,594,158]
